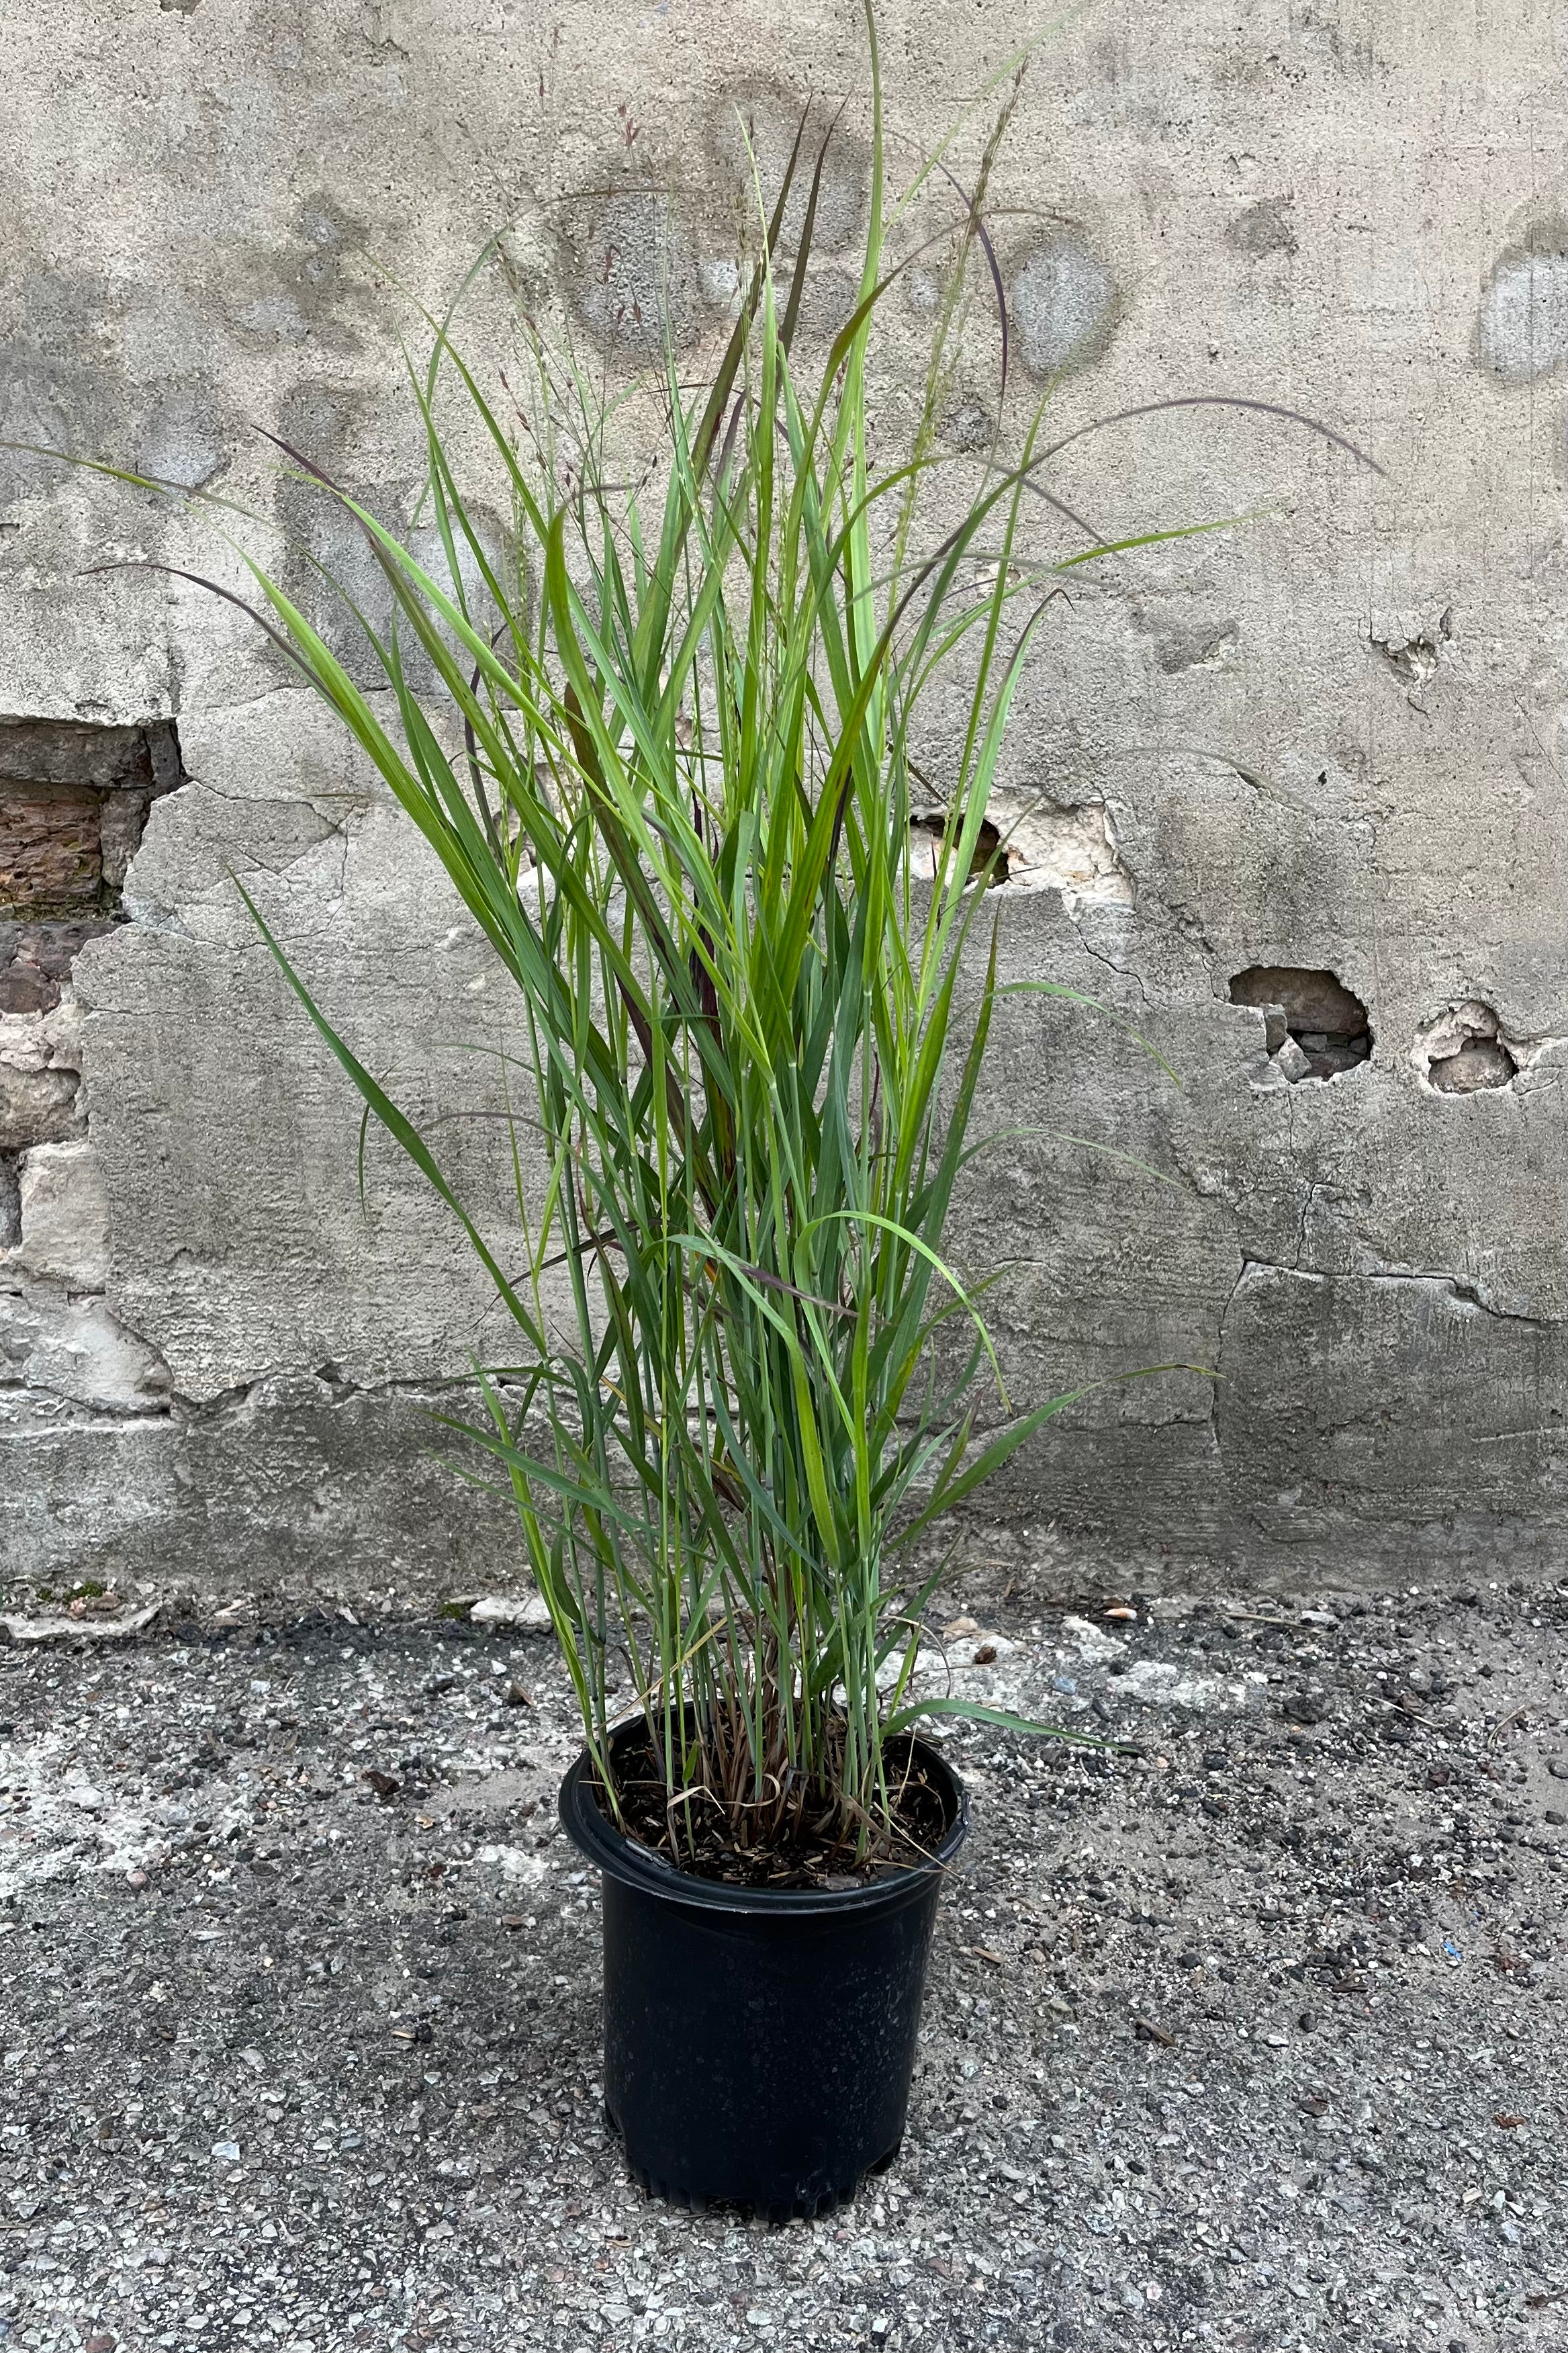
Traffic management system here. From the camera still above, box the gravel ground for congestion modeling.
[1,1578,1566,2352]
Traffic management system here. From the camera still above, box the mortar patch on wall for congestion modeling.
[1010,233,1119,379]
[1476,220,1568,382]
[1230,965,1371,1083]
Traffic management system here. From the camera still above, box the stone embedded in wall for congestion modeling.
[0,1275,171,1414]
[1477,223,1568,381]
[1230,965,1372,1082]
[1010,232,1118,378]
[1412,1000,1542,1094]
[0,1056,81,1151]
[12,1139,111,1291]
[1,993,85,1152]
[1430,1038,1514,1092]
[0,924,101,1018]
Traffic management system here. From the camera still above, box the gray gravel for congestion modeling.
[1,1579,1565,2351]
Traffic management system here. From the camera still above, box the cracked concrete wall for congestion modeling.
[0,0,1563,1595]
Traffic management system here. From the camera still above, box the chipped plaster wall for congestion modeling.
[0,0,1563,1596]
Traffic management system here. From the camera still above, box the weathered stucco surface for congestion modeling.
[0,0,1563,1594]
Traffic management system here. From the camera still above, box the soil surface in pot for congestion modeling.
[598,1720,953,1890]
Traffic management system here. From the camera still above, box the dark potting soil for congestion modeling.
[593,1721,953,1891]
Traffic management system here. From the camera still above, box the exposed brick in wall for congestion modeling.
[0,719,181,1010]
[2,719,185,1440]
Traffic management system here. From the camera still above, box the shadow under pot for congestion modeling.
[558,1719,969,2220]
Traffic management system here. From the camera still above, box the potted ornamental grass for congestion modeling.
[251,77,1058,2206]
[93,13,1371,2218]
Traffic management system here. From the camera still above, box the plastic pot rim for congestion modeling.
[558,1718,969,1920]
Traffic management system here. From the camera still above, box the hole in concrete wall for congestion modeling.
[909,811,1008,888]
[1412,1000,1540,1094]
[1230,965,1372,1083]
[1373,633,1441,691]
[909,798,1136,909]
[0,717,181,1013]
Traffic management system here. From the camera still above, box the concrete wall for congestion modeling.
[1,0,1563,1597]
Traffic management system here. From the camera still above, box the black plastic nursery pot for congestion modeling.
[558,1720,968,2219]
